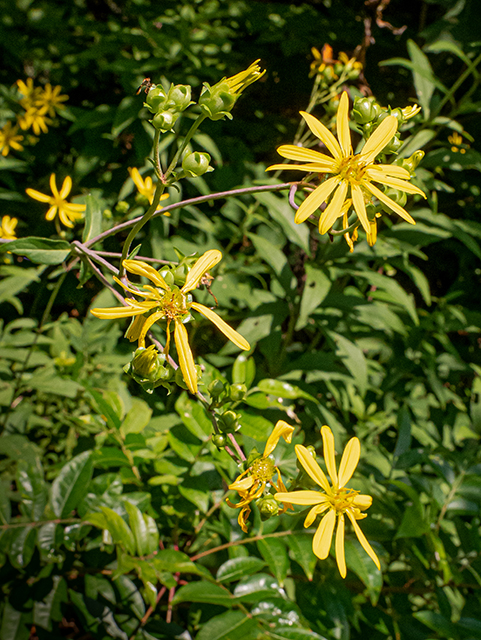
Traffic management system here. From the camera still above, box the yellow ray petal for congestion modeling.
[346,510,381,570]
[295,177,340,224]
[275,145,337,165]
[274,490,329,506]
[351,184,370,235]
[360,115,398,164]
[365,169,426,196]
[321,426,338,487]
[266,163,336,173]
[90,304,146,319]
[318,180,349,235]
[338,436,360,487]
[190,302,250,350]
[238,505,251,533]
[58,209,75,228]
[336,93,352,157]
[363,182,416,224]
[25,188,52,203]
[123,260,169,290]
[138,310,165,348]
[263,420,295,458]
[295,445,331,493]
[300,111,342,160]
[174,319,197,394]
[353,494,373,510]
[373,164,411,179]
[182,250,222,293]
[229,475,255,492]
[304,502,330,528]
[59,176,72,199]
[312,509,336,559]
[335,514,346,578]
[125,314,146,342]
[49,174,59,198]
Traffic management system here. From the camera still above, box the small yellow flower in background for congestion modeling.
[267,91,426,248]
[0,122,24,156]
[227,420,295,532]
[17,107,52,135]
[90,250,250,394]
[17,78,40,105]
[35,84,69,117]
[310,44,336,77]
[448,132,468,154]
[275,425,380,579]
[0,215,18,240]
[26,174,86,229]
[128,167,170,208]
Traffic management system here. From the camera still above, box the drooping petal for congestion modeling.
[59,176,72,199]
[174,319,197,394]
[353,494,373,510]
[321,426,338,487]
[182,250,222,293]
[360,115,398,164]
[300,111,342,160]
[351,184,370,235]
[312,509,336,559]
[319,180,349,234]
[263,420,295,458]
[25,188,52,203]
[365,168,426,196]
[138,310,166,348]
[304,503,330,528]
[125,315,147,342]
[371,164,411,179]
[274,490,329,506]
[346,510,381,570]
[229,474,255,492]
[238,505,251,533]
[363,182,416,224]
[338,437,360,487]
[90,303,148,319]
[336,93,352,157]
[275,145,337,166]
[295,177,340,224]
[58,208,75,228]
[295,444,331,493]
[123,260,169,290]
[335,514,346,578]
[190,302,250,351]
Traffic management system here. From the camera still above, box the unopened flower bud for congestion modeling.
[182,151,212,177]
[352,97,380,125]
[132,345,165,381]
[115,200,130,214]
[396,150,425,174]
[158,268,175,288]
[166,84,192,112]
[382,134,402,154]
[209,379,225,398]
[381,187,407,213]
[145,85,168,113]
[218,410,239,433]
[152,110,179,132]
[257,495,280,519]
[212,434,226,448]
[229,383,247,402]
[199,83,237,121]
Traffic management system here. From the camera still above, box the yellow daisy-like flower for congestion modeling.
[35,84,69,117]
[267,91,426,246]
[448,132,468,154]
[128,167,170,207]
[17,106,52,135]
[17,78,39,103]
[227,420,295,532]
[26,174,86,229]
[0,122,24,156]
[0,215,18,240]
[90,250,250,394]
[275,425,380,579]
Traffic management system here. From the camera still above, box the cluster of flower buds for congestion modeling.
[309,45,362,83]
[208,379,248,403]
[144,82,193,132]
[352,97,422,155]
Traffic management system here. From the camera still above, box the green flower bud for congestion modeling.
[115,200,130,214]
[152,110,179,132]
[381,187,407,213]
[218,410,239,433]
[175,364,202,390]
[229,383,247,402]
[382,134,402,154]
[145,85,168,113]
[166,84,192,112]
[209,379,225,398]
[396,150,425,174]
[131,345,166,381]
[198,83,237,121]
[366,203,378,221]
[389,107,405,124]
[182,151,212,177]
[257,495,280,519]
[212,434,226,448]
[352,97,381,125]
[172,263,190,286]
[323,65,336,83]
[158,268,175,288]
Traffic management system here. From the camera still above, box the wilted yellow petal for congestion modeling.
[295,445,331,493]
[125,314,146,342]
[174,319,197,394]
[190,302,250,350]
[347,510,381,570]
[338,437,360,488]
[229,475,255,492]
[335,514,346,578]
[138,310,165,348]
[263,420,295,458]
[312,509,336,559]
[123,260,169,290]
[300,111,342,160]
[238,505,251,533]
[182,250,222,293]
[321,426,338,487]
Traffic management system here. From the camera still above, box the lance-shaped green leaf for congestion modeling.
[0,237,71,265]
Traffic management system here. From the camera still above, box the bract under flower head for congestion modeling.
[90,250,250,394]
[267,91,426,249]
[227,420,294,532]
[275,425,380,578]
[26,174,86,228]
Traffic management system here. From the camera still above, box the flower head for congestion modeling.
[267,91,426,249]
[0,215,18,240]
[448,132,469,154]
[17,106,52,135]
[228,420,295,532]
[0,122,24,156]
[35,84,69,117]
[26,174,86,228]
[128,167,170,207]
[90,250,250,394]
[275,425,380,578]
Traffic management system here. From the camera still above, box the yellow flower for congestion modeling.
[448,132,468,154]
[17,78,39,104]
[223,60,266,95]
[227,420,295,532]
[17,106,52,135]
[267,91,426,247]
[90,250,250,394]
[275,426,380,578]
[309,44,336,77]
[0,122,24,156]
[0,215,18,240]
[128,167,170,207]
[35,84,69,117]
[26,174,86,228]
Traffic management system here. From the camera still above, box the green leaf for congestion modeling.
[274,630,328,640]
[0,237,71,265]
[398,129,437,158]
[33,575,67,631]
[237,410,273,441]
[8,526,37,568]
[82,194,102,244]
[353,270,418,325]
[329,332,368,397]
[175,393,212,439]
[344,539,383,605]
[153,549,210,577]
[124,500,152,557]
[167,424,202,462]
[233,573,287,602]
[0,435,40,466]
[26,372,83,398]
[0,266,42,308]
[178,474,211,513]
[217,556,266,583]
[0,479,11,525]
[50,451,93,518]
[120,397,152,435]
[111,96,141,137]
[16,460,48,521]
[249,233,295,293]
[172,581,234,606]
[253,191,310,254]
[296,265,331,331]
[100,506,136,555]
[257,537,289,586]
[232,353,256,386]
[257,378,316,402]
[0,602,30,640]
[407,39,437,119]
[195,610,257,640]
[414,611,457,637]
[286,534,317,581]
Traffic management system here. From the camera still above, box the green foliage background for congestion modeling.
[1,1,481,639]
